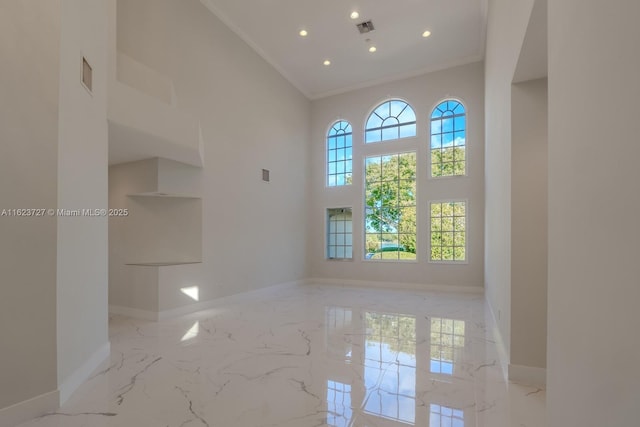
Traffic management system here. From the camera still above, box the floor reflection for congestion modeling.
[326,306,354,361]
[363,312,417,425]
[323,307,470,426]
[327,380,353,427]
[430,317,466,376]
[430,403,464,427]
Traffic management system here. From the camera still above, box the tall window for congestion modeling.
[365,100,416,143]
[430,100,466,177]
[327,208,353,260]
[430,201,466,262]
[327,121,353,186]
[365,153,416,261]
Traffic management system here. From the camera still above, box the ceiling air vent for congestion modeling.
[356,20,375,34]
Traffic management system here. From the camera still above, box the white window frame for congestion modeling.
[428,199,468,264]
[326,120,353,187]
[429,98,468,179]
[326,207,354,261]
[363,151,418,263]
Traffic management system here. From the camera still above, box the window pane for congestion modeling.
[366,130,381,143]
[443,132,454,147]
[398,105,416,123]
[431,119,442,134]
[382,126,398,141]
[399,123,416,138]
[367,113,383,130]
[431,134,442,149]
[442,118,454,133]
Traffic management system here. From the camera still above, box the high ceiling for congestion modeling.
[200,0,488,99]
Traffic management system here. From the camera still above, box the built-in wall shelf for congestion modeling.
[127,192,200,199]
[125,261,202,267]
[109,157,203,318]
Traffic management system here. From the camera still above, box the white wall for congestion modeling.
[1,0,110,419]
[113,0,310,309]
[484,0,534,361]
[0,0,60,417]
[309,62,484,288]
[547,1,640,425]
[56,0,110,404]
[510,78,547,373]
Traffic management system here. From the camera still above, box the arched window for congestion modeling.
[430,100,466,177]
[365,99,416,143]
[327,120,353,186]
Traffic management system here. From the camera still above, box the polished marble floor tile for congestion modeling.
[17,284,545,427]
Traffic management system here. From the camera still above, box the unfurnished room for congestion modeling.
[1,0,639,426]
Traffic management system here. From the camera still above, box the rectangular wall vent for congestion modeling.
[82,57,92,92]
[356,20,375,34]
[262,169,270,182]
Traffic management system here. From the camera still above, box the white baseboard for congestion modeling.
[484,294,510,381]
[483,295,547,388]
[109,304,159,321]
[305,277,484,294]
[58,342,111,405]
[508,364,546,387]
[0,390,59,427]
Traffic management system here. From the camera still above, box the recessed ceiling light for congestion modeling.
[323,60,331,66]
[299,29,308,37]
[422,30,432,38]
[369,46,377,53]
[350,11,360,20]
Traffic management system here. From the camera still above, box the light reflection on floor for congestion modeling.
[16,283,546,427]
